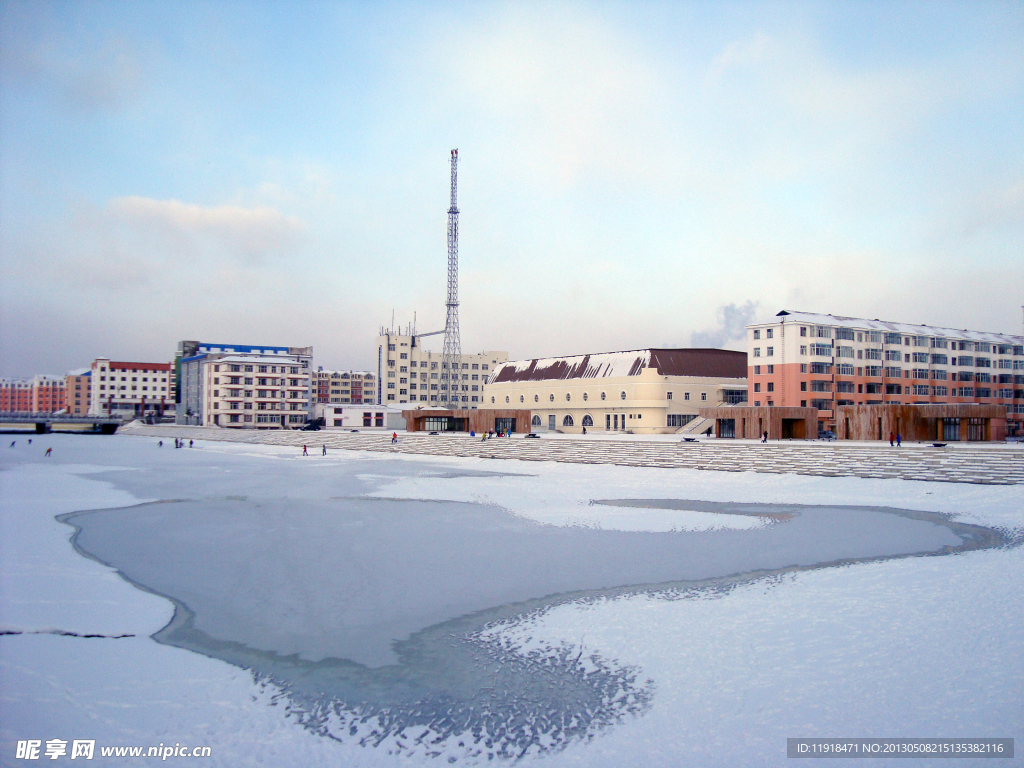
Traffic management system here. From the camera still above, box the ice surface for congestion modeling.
[1,434,1022,767]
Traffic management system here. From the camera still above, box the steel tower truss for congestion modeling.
[441,149,462,408]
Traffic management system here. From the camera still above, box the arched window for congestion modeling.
[566,393,571,401]
[549,394,554,402]
[520,395,524,403]
[582,414,593,427]
[583,392,588,401]
[600,392,606,401]
[532,415,541,426]
[562,415,574,427]
[620,391,626,400]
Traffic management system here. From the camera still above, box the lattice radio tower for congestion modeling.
[442,149,462,407]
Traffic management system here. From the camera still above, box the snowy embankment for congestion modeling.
[1,434,1022,767]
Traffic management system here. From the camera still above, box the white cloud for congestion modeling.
[103,196,304,264]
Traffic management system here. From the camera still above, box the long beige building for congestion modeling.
[484,348,747,434]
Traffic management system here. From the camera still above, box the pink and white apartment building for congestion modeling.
[747,311,1024,436]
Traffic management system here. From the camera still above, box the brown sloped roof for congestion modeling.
[648,348,747,378]
[491,348,746,383]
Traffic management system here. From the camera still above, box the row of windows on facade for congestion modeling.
[215,364,304,374]
[219,414,307,423]
[97,367,168,373]
[99,375,167,382]
[754,327,1024,354]
[754,362,1024,383]
[494,391,710,405]
[386,394,477,402]
[387,369,483,382]
[213,376,306,387]
[523,413,697,428]
[98,385,169,392]
[387,382,478,391]
[210,389,307,399]
[212,402,307,411]
[388,354,491,371]
[754,345,1024,368]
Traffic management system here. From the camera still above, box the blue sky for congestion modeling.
[1,0,1022,375]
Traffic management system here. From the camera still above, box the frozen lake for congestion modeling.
[2,434,1022,766]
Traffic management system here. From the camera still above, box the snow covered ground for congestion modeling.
[1,433,1021,766]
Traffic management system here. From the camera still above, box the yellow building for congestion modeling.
[483,348,747,434]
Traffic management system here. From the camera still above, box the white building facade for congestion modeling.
[88,358,175,418]
[484,348,748,434]
[376,330,508,408]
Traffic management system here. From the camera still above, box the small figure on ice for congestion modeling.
[322,445,327,456]
[303,445,308,456]
[392,432,398,444]
[45,447,52,457]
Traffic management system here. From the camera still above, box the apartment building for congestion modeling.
[484,348,747,434]
[0,376,67,414]
[88,358,175,418]
[176,341,312,427]
[0,378,32,412]
[746,311,1024,436]
[191,355,312,429]
[313,368,377,404]
[65,370,92,415]
[376,330,508,407]
[27,375,67,413]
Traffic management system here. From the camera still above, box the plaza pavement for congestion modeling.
[117,423,1024,485]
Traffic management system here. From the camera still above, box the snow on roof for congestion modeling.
[768,311,1024,344]
[491,348,746,383]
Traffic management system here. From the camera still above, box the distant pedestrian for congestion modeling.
[10,441,15,448]
[189,440,193,448]
[762,430,768,443]
[303,445,308,456]
[44,448,52,457]
[582,426,587,435]
[896,433,902,447]
[27,439,31,444]
[392,432,398,444]
[889,432,895,447]
[159,440,163,447]
[322,444,327,456]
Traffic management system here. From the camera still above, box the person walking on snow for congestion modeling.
[896,433,902,447]
[303,445,308,456]
[762,430,768,443]
[392,432,398,444]
[45,447,52,457]
[889,432,895,447]
[322,445,327,456]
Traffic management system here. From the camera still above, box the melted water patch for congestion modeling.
[59,497,1003,759]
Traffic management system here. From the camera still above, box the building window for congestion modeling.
[520,395,524,403]
[753,330,760,340]
[753,348,761,357]
[767,382,774,392]
[600,392,606,401]
[766,328,773,339]
[620,391,626,400]
[583,392,588,401]
[754,383,761,393]
[550,394,555,402]
[534,394,539,402]
[667,392,673,400]
[767,365,774,374]
[505,396,510,403]
[753,365,761,374]
[701,392,707,401]
[566,393,571,401]
[562,415,574,427]
[684,392,690,400]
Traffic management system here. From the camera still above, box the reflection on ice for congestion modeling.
[59,495,1003,759]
